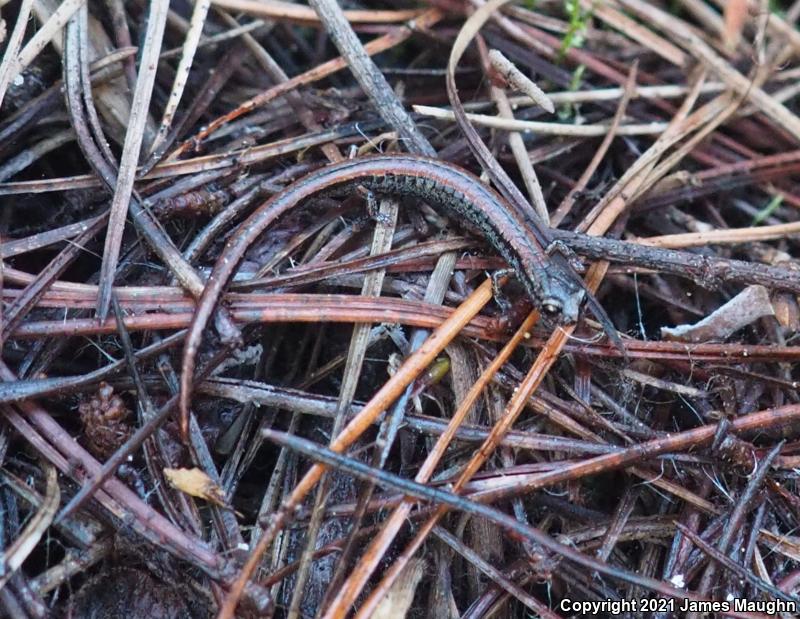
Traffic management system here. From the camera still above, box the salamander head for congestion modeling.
[537,269,584,325]
[527,258,624,356]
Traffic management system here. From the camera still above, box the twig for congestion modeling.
[308,0,435,156]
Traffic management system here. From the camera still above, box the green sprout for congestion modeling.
[752,194,783,226]
[560,0,590,58]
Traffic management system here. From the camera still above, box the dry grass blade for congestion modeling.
[414,105,670,133]
[16,0,84,74]
[148,0,211,160]
[96,0,169,321]
[0,0,34,109]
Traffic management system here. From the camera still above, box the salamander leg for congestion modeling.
[365,190,394,226]
[490,268,515,311]
[546,239,584,273]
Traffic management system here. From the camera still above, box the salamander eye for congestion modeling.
[541,299,562,318]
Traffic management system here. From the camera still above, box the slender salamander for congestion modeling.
[179,155,600,432]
